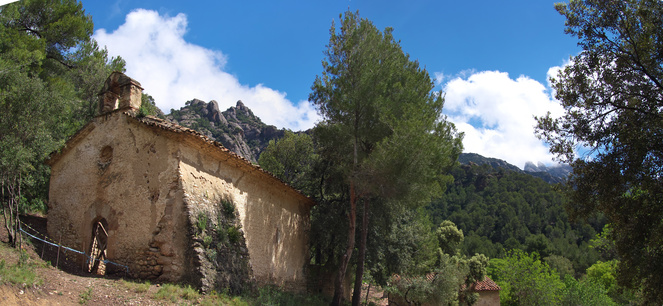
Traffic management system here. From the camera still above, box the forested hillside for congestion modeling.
[428,162,604,274]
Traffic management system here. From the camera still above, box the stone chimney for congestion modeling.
[98,72,144,115]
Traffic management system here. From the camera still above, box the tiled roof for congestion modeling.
[472,276,501,291]
[391,274,501,292]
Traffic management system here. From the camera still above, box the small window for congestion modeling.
[98,146,113,171]
[100,145,113,164]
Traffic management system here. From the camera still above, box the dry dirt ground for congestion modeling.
[0,214,389,306]
[0,214,169,305]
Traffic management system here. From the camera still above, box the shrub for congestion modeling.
[228,226,241,244]
[196,211,208,234]
[203,235,213,248]
[222,199,235,219]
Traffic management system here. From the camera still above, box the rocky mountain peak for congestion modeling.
[165,99,283,163]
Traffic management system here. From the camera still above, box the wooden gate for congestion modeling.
[88,219,108,275]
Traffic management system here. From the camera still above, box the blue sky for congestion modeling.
[82,0,579,168]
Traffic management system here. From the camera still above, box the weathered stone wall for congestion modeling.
[178,142,312,292]
[48,109,312,292]
[47,111,189,282]
[476,291,500,306]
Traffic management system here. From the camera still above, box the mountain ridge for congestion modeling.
[164,100,571,183]
[458,153,571,184]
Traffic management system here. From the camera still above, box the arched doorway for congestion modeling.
[88,218,108,275]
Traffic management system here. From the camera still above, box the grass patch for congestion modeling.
[0,248,42,287]
[154,283,200,303]
[196,211,209,234]
[121,279,151,293]
[199,290,249,306]
[79,287,93,304]
[253,285,328,306]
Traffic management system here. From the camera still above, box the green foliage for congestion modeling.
[154,283,200,302]
[544,255,575,279]
[488,250,564,306]
[121,279,151,293]
[560,276,616,306]
[258,131,318,196]
[386,220,488,305]
[0,257,40,286]
[437,220,464,256]
[586,260,640,304]
[366,207,438,286]
[535,0,663,302]
[310,11,462,303]
[227,226,241,244]
[221,199,235,219]
[196,211,208,234]
[138,93,163,118]
[203,235,213,248]
[78,287,93,304]
[253,285,328,306]
[590,224,617,261]
[0,0,125,243]
[427,163,603,273]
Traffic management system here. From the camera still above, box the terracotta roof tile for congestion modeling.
[391,274,501,292]
[472,276,501,291]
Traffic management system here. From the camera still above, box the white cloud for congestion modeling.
[442,70,565,169]
[93,9,319,131]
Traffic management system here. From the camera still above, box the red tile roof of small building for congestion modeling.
[472,276,501,291]
[391,274,501,292]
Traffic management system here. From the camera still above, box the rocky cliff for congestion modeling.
[459,153,572,184]
[165,99,285,163]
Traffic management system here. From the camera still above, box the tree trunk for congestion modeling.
[331,182,357,306]
[352,199,369,306]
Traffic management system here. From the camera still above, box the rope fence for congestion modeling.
[18,221,130,275]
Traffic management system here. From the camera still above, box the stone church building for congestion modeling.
[46,72,314,293]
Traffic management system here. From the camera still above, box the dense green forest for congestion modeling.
[428,162,604,274]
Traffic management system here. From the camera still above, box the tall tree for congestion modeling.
[0,0,124,246]
[310,11,462,305]
[258,131,318,196]
[535,0,663,303]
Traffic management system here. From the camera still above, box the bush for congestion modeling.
[488,250,564,306]
[196,211,208,234]
[203,235,213,248]
[228,226,241,244]
[222,199,235,219]
[560,276,615,306]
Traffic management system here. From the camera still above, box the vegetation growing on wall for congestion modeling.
[191,197,255,295]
